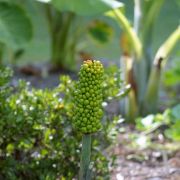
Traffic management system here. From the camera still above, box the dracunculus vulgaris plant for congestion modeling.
[73,60,104,179]
[106,0,180,121]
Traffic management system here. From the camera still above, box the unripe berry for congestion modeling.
[73,60,104,134]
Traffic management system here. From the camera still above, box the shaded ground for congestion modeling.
[111,158,180,180]
[110,128,180,180]
[12,64,77,89]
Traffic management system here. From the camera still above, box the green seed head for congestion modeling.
[73,60,104,134]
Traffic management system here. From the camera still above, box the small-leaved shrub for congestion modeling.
[0,66,122,180]
[135,104,180,141]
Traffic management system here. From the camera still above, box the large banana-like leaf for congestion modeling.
[0,2,33,50]
[51,0,123,16]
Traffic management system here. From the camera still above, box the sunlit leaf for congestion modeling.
[0,2,33,50]
[165,120,180,141]
[52,0,123,16]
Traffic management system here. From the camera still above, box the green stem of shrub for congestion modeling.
[80,134,92,180]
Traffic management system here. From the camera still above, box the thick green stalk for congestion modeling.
[143,25,153,77]
[122,55,139,120]
[113,9,142,59]
[144,26,180,114]
[134,0,142,35]
[80,134,92,180]
[126,90,138,122]
[44,4,54,32]
[44,4,75,68]
[117,0,142,120]
[143,67,160,114]
[142,0,164,77]
[142,0,164,40]
[52,12,75,68]
[133,0,147,105]
[153,26,180,68]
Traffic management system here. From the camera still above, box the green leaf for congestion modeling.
[165,120,180,141]
[87,20,113,44]
[135,115,155,131]
[51,0,123,16]
[0,2,33,50]
[163,59,180,86]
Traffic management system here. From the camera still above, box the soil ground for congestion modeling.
[110,131,180,180]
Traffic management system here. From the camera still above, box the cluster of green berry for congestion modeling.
[73,60,104,134]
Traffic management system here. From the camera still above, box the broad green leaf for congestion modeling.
[51,0,123,16]
[87,20,113,44]
[0,2,33,50]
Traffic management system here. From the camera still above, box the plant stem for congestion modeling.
[134,0,142,35]
[133,0,147,106]
[80,134,92,180]
[143,26,180,114]
[126,89,138,122]
[143,67,160,114]
[44,3,53,32]
[52,12,75,68]
[113,9,142,58]
[142,0,164,78]
[143,25,153,77]
[153,26,180,68]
